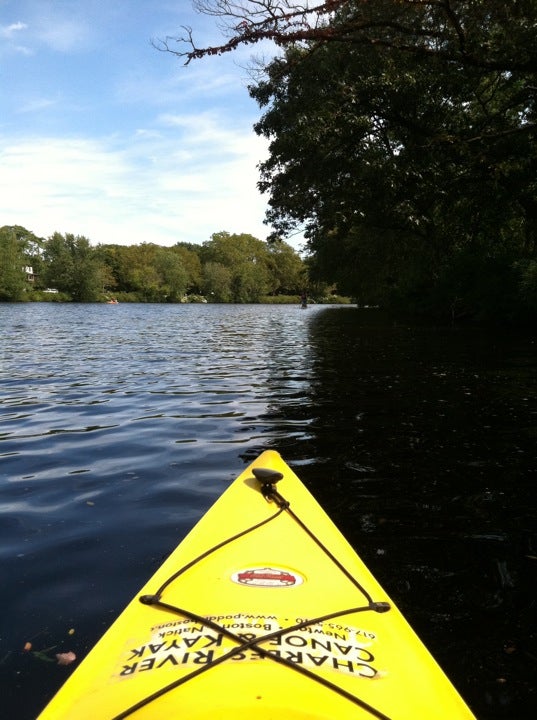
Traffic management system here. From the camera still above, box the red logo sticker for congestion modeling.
[231,567,304,587]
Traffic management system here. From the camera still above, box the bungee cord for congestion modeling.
[110,467,392,720]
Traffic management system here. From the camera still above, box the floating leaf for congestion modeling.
[56,651,76,666]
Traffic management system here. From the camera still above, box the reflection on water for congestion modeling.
[1,303,535,719]
[289,309,537,718]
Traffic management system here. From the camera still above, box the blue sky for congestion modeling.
[0,0,283,248]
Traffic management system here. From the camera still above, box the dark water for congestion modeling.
[0,303,535,719]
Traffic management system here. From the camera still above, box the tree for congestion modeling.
[266,240,306,294]
[164,1,537,81]
[155,247,189,301]
[95,242,203,300]
[43,233,102,301]
[0,226,26,300]
[42,233,74,293]
[114,243,162,300]
[94,244,123,293]
[242,6,537,317]
[172,243,203,292]
[202,261,233,301]
[158,2,537,319]
[231,262,269,302]
[13,225,46,286]
[201,232,272,301]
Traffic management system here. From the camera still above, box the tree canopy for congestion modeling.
[0,226,44,301]
[0,226,310,304]
[164,0,537,321]
[163,0,537,79]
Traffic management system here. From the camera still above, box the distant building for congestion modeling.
[24,266,36,283]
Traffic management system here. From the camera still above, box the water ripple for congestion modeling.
[1,303,535,720]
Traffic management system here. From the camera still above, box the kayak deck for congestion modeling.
[38,450,476,719]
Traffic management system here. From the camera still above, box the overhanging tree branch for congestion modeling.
[156,0,537,72]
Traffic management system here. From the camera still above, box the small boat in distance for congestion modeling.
[106,298,118,304]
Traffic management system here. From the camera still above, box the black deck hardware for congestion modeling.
[252,467,285,501]
[252,467,284,485]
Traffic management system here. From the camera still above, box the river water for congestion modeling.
[0,303,535,719]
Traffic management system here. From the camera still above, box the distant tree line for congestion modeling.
[0,225,334,304]
[162,0,537,323]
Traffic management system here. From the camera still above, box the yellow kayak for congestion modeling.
[38,450,476,719]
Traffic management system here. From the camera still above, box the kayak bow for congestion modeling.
[38,450,476,719]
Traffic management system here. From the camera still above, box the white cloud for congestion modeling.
[1,21,28,37]
[1,10,91,54]
[36,17,91,53]
[17,97,57,113]
[0,124,271,247]
[0,2,298,250]
[114,58,249,110]
[1,19,32,54]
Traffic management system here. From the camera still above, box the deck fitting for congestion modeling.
[252,467,284,499]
